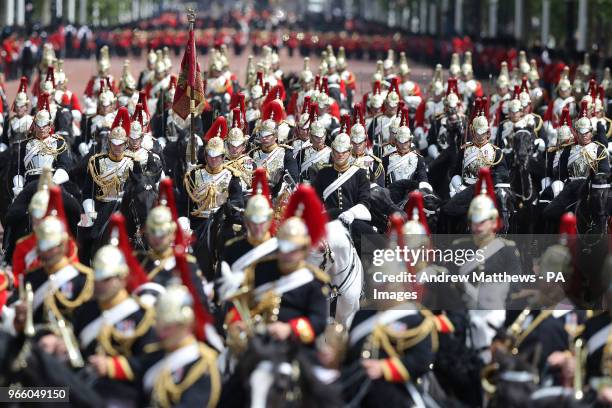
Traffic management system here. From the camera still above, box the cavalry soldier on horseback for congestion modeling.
[444,107,508,221]
[350,111,386,187]
[383,108,429,188]
[11,214,94,328]
[137,50,158,91]
[342,204,439,407]
[11,92,71,197]
[85,80,117,155]
[184,117,244,232]
[219,169,277,284]
[296,106,332,182]
[2,76,32,149]
[542,100,610,223]
[314,133,374,254]
[367,79,399,157]
[83,46,115,117]
[127,103,164,181]
[72,238,160,404]
[142,285,221,408]
[250,100,299,194]
[224,184,329,348]
[225,108,254,191]
[82,107,140,229]
[540,106,575,204]
[138,179,207,299]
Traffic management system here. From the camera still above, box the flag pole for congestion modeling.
[188,8,197,165]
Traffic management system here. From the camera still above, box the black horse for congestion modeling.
[119,170,160,251]
[193,201,244,281]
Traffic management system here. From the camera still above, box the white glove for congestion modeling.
[427,144,440,159]
[78,142,90,157]
[72,109,82,123]
[338,211,355,225]
[157,137,167,150]
[82,198,97,222]
[540,177,552,193]
[12,175,24,196]
[551,180,565,198]
[419,181,433,193]
[608,142,612,155]
[52,168,69,184]
[533,138,545,153]
[218,261,245,302]
[0,143,7,153]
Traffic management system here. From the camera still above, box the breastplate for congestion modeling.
[24,137,63,175]
[131,148,149,165]
[302,147,331,173]
[189,168,232,217]
[400,81,416,96]
[388,152,418,183]
[568,143,599,178]
[93,155,134,202]
[253,147,286,186]
[10,115,33,142]
[463,143,497,183]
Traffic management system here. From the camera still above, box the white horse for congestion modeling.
[308,220,363,328]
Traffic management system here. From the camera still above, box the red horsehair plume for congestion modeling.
[204,116,228,142]
[340,114,351,134]
[282,184,329,247]
[301,96,311,114]
[251,168,272,207]
[231,108,242,129]
[112,106,132,136]
[262,100,285,123]
[109,213,149,292]
[404,190,430,235]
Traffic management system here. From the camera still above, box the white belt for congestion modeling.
[569,177,587,181]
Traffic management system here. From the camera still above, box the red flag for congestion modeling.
[172,26,207,119]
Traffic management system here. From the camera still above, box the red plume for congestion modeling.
[301,96,311,114]
[340,114,351,134]
[263,84,284,107]
[446,78,459,96]
[322,77,329,95]
[251,168,272,206]
[474,167,501,231]
[131,103,145,127]
[388,213,406,247]
[109,213,149,292]
[204,116,228,141]
[256,71,264,88]
[45,66,55,88]
[482,95,490,119]
[308,103,320,123]
[262,100,285,123]
[390,77,400,95]
[373,80,381,94]
[229,92,247,131]
[138,90,150,117]
[112,106,131,136]
[559,106,572,127]
[263,82,270,96]
[399,107,410,128]
[579,99,589,118]
[404,191,430,235]
[37,92,51,112]
[97,79,107,97]
[520,77,529,93]
[588,78,597,100]
[17,76,28,94]
[282,184,329,247]
[174,245,213,341]
[559,212,577,236]
[314,75,321,91]
[352,103,365,126]
[158,178,191,247]
[169,74,177,89]
[231,108,242,129]
[396,100,405,116]
[512,85,521,100]
[470,97,482,124]
[60,92,70,106]
[46,186,70,238]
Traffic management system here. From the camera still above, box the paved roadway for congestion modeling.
[4,48,437,102]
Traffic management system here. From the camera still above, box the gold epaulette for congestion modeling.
[279,143,293,150]
[99,297,156,356]
[368,154,382,164]
[223,163,242,178]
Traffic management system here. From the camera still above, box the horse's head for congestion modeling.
[512,129,534,170]
[122,172,159,239]
[54,108,74,143]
